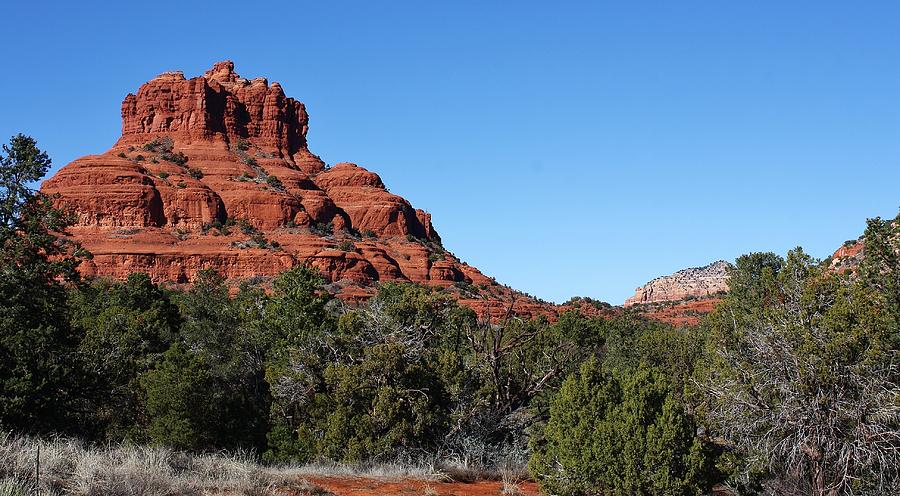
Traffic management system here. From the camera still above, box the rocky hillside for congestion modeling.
[829,238,865,272]
[41,61,553,320]
[624,228,886,326]
[624,260,731,307]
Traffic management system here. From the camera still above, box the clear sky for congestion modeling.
[2,1,898,304]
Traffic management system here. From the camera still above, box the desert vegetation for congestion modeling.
[0,433,332,495]
[2,134,898,495]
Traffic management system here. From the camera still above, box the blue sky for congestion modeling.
[2,1,898,304]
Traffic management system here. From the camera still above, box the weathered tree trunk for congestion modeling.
[813,460,826,496]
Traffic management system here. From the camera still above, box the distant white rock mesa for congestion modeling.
[624,260,732,306]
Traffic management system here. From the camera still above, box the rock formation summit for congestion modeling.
[621,260,732,326]
[42,61,547,319]
[624,260,732,307]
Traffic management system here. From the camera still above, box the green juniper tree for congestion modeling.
[262,265,338,461]
[701,247,900,495]
[70,273,180,441]
[141,343,215,450]
[530,357,714,496]
[170,269,271,452]
[0,134,84,433]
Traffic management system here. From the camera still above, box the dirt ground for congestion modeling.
[305,476,541,496]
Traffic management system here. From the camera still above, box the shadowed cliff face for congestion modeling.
[41,61,556,321]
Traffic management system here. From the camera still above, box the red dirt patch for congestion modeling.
[306,476,540,496]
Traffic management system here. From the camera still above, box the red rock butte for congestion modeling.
[41,61,560,320]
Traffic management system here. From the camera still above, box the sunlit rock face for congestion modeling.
[42,61,557,321]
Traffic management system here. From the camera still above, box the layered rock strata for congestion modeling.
[42,61,551,320]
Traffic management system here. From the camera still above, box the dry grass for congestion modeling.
[0,433,331,496]
[285,457,528,484]
[500,483,525,496]
[430,454,529,484]
[286,460,445,480]
[421,482,439,496]
[0,433,532,495]
[498,458,528,495]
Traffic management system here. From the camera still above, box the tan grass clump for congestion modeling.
[0,433,331,496]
